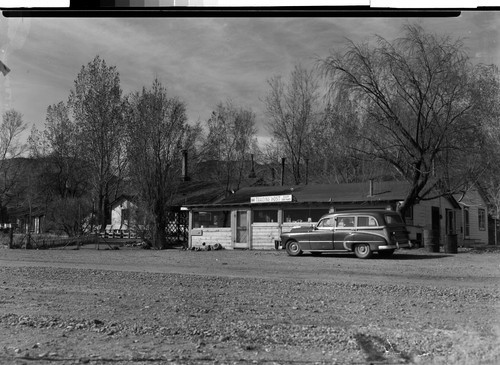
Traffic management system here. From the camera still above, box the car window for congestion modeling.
[385,213,404,225]
[317,217,334,228]
[358,216,379,227]
[336,216,355,228]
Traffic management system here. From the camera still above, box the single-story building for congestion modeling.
[184,180,462,250]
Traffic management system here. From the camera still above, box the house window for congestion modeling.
[464,208,470,237]
[193,211,230,228]
[446,209,455,235]
[283,208,326,223]
[478,208,486,231]
[253,210,278,223]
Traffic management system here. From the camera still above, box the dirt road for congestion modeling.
[0,245,499,364]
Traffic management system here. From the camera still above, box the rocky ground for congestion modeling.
[0,244,499,364]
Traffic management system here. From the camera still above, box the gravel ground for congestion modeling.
[0,244,499,364]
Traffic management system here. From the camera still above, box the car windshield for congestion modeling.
[384,213,404,226]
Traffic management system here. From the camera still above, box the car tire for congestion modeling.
[354,243,373,259]
[378,249,395,258]
[285,240,303,256]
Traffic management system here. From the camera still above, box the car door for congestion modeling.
[333,216,356,250]
[309,217,335,250]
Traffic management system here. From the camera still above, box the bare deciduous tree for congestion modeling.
[28,102,93,235]
[264,65,321,185]
[124,78,188,249]
[0,109,27,221]
[202,100,258,192]
[320,24,493,216]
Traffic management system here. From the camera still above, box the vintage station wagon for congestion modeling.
[280,210,412,259]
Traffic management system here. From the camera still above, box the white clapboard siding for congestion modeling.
[191,228,232,249]
[467,206,488,243]
[251,223,280,250]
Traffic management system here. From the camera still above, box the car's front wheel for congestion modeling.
[286,240,303,256]
[354,243,373,259]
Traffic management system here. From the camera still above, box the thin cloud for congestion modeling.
[0,14,498,139]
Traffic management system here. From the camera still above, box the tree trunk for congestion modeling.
[153,198,168,249]
[153,218,167,249]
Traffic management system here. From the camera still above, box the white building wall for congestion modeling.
[191,228,232,249]
[455,186,489,245]
[111,200,138,230]
[251,223,280,250]
[408,197,458,245]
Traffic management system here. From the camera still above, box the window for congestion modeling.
[336,216,355,228]
[384,213,404,225]
[121,208,130,224]
[317,217,334,228]
[193,211,230,228]
[446,209,455,234]
[357,216,379,227]
[283,209,326,223]
[253,210,278,223]
[478,209,486,231]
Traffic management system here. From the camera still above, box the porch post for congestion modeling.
[247,209,252,250]
[188,210,193,249]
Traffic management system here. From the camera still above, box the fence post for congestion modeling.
[8,227,13,249]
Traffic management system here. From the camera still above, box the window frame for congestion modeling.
[356,215,380,228]
[478,208,486,231]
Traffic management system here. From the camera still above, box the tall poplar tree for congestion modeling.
[68,55,125,230]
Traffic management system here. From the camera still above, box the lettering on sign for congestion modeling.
[250,194,293,204]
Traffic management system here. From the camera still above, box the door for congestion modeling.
[464,208,470,238]
[234,210,249,249]
[333,216,356,250]
[431,206,441,236]
[309,217,334,250]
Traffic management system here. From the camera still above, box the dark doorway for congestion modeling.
[431,206,441,236]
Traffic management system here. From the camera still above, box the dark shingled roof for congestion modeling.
[172,181,227,206]
[196,181,412,206]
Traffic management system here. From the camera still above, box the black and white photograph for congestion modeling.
[0,8,499,364]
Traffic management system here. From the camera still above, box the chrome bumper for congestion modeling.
[379,241,413,250]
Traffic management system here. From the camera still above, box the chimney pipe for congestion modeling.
[248,154,256,178]
[305,158,309,185]
[182,149,190,181]
[281,157,285,186]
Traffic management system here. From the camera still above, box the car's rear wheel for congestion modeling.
[378,249,395,258]
[286,240,303,256]
[354,243,373,259]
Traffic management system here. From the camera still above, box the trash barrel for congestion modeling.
[423,229,440,253]
[445,234,458,254]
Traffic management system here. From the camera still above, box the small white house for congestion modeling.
[110,195,138,231]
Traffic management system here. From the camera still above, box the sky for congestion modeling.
[0,11,499,146]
